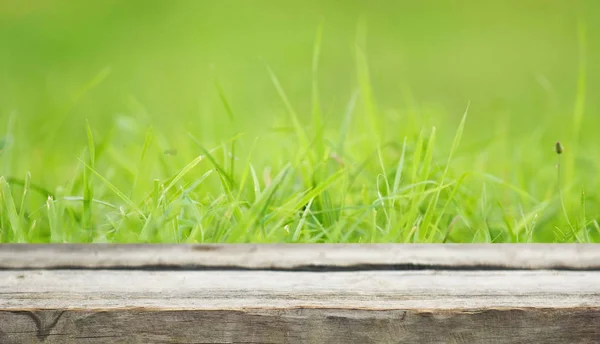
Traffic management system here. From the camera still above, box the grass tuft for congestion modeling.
[0,10,597,243]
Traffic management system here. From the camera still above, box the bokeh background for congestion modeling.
[2,1,597,147]
[1,0,599,242]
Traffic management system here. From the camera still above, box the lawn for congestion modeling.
[0,0,599,243]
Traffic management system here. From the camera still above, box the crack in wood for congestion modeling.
[9,310,65,342]
[4,263,600,272]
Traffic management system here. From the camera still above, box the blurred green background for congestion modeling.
[2,1,597,145]
[1,0,599,242]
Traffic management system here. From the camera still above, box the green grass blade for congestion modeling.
[188,134,235,189]
[227,164,292,242]
[311,22,325,159]
[83,120,95,235]
[18,171,31,222]
[0,177,25,242]
[80,159,146,219]
[163,155,204,195]
[422,104,469,240]
[46,196,62,243]
[215,79,235,122]
[130,126,154,199]
[266,65,310,149]
[355,43,380,142]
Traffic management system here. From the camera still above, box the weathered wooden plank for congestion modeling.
[2,244,600,343]
[1,244,599,269]
[2,308,599,344]
[2,270,600,309]
[2,269,600,343]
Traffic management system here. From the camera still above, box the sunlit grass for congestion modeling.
[0,1,599,243]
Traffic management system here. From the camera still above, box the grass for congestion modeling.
[0,1,599,243]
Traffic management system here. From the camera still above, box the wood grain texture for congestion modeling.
[2,269,600,343]
[2,244,600,343]
[3,270,600,309]
[2,308,599,344]
[1,244,599,269]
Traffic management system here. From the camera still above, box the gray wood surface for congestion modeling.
[2,269,600,343]
[1,243,599,269]
[2,269,599,309]
[2,308,599,344]
[2,244,600,343]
